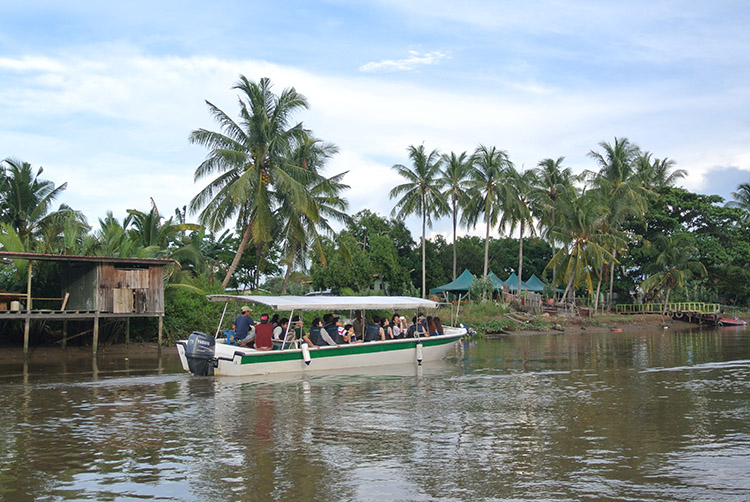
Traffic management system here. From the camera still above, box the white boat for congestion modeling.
[176,295,466,376]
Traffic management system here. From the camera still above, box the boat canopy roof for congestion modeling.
[206,294,441,311]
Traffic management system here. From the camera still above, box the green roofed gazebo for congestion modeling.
[429,269,476,294]
[486,271,505,290]
[504,272,529,292]
[525,274,546,293]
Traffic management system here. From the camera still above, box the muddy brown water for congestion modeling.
[1,327,749,501]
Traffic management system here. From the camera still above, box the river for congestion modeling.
[1,327,748,501]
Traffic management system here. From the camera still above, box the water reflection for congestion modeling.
[0,327,748,501]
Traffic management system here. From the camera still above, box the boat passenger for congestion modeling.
[234,306,256,346]
[272,318,291,349]
[343,323,362,344]
[391,314,404,339]
[364,315,385,342]
[323,313,339,341]
[425,316,436,337]
[380,317,393,339]
[270,313,280,327]
[417,312,428,335]
[332,317,349,344]
[307,318,338,347]
[406,316,418,338]
[253,314,274,351]
[291,315,307,345]
[352,310,365,340]
[433,316,445,336]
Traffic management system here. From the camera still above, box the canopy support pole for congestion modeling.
[215,302,229,338]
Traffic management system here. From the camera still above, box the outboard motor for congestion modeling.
[185,331,216,376]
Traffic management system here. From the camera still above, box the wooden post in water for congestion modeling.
[62,321,68,349]
[125,317,130,346]
[92,313,100,356]
[24,260,32,357]
[158,315,163,347]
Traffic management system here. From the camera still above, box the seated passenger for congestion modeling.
[433,316,445,336]
[406,316,418,338]
[380,317,393,339]
[331,317,349,344]
[272,318,291,349]
[307,318,338,347]
[391,314,403,339]
[253,313,274,351]
[234,306,256,346]
[323,313,340,342]
[425,316,436,337]
[343,323,362,344]
[364,315,385,342]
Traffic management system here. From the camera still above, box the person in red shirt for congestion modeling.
[253,313,274,351]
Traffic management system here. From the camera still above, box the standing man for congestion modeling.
[234,306,255,346]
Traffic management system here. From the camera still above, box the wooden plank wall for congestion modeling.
[97,264,165,313]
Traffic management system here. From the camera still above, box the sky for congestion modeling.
[1,0,749,241]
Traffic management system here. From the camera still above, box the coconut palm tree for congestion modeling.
[0,158,83,251]
[277,137,350,294]
[463,145,513,279]
[641,234,706,313]
[635,153,687,189]
[439,151,471,280]
[532,157,576,294]
[189,76,321,289]
[587,137,649,310]
[501,166,538,294]
[728,182,750,221]
[390,144,448,298]
[547,187,617,302]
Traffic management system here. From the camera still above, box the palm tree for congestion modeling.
[587,137,648,310]
[464,145,513,279]
[532,157,576,295]
[439,151,471,280]
[390,144,448,298]
[189,76,320,289]
[0,158,82,251]
[728,182,750,221]
[501,167,538,294]
[277,137,350,294]
[635,153,687,189]
[547,188,617,302]
[641,234,706,313]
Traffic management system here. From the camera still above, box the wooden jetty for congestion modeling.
[615,302,741,327]
[0,251,174,356]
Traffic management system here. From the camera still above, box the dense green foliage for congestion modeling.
[1,77,750,347]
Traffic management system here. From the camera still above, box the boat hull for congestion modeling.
[177,329,464,376]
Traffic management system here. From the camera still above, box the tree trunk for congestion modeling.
[663,287,671,316]
[483,217,490,280]
[518,220,524,294]
[452,200,457,280]
[594,265,603,313]
[222,224,252,289]
[551,208,557,300]
[421,211,426,299]
[561,271,575,303]
[280,247,296,295]
[608,248,617,311]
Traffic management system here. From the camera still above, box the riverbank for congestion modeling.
[485,314,706,337]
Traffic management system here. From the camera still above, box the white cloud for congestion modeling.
[1,40,749,239]
[359,50,449,73]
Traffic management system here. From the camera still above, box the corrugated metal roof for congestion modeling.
[0,251,174,266]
